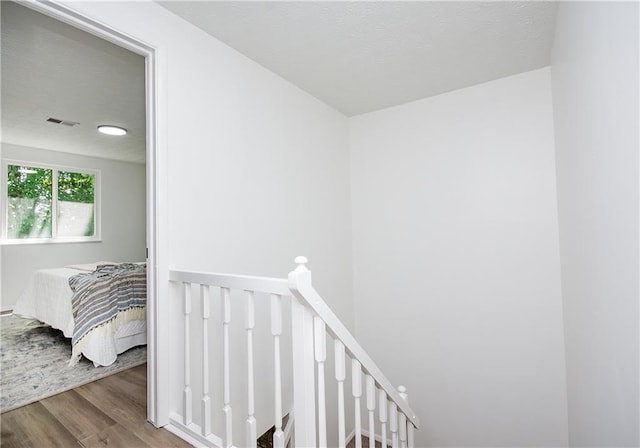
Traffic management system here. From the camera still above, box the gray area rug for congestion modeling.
[0,314,146,413]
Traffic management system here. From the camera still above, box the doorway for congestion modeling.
[0,0,160,425]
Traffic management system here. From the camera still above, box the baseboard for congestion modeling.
[167,412,223,448]
[346,427,392,446]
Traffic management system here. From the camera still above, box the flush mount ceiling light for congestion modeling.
[97,125,127,136]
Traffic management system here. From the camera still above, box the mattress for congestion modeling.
[13,268,77,337]
[12,266,146,367]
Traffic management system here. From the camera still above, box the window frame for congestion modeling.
[1,159,101,245]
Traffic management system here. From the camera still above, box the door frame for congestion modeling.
[20,0,167,426]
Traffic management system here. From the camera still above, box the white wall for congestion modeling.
[62,0,353,327]
[350,68,569,447]
[1,143,146,310]
[33,3,639,448]
[58,1,353,444]
[551,2,639,446]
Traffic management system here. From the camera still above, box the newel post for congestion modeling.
[398,386,413,448]
[288,256,317,448]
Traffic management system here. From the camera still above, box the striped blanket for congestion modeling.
[69,263,146,363]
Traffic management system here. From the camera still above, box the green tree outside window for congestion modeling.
[6,164,97,240]
[7,165,53,239]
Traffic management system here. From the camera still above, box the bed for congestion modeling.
[12,262,147,367]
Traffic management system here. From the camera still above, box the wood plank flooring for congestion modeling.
[0,364,192,448]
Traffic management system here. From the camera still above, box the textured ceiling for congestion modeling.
[2,1,558,164]
[1,1,146,163]
[158,1,559,116]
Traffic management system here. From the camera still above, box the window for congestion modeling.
[2,161,100,243]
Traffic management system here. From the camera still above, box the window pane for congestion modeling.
[57,171,95,237]
[7,165,53,239]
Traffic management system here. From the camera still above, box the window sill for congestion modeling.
[0,237,102,246]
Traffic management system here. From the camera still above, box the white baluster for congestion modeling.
[398,386,408,448]
[352,359,363,448]
[246,291,257,448]
[183,282,192,426]
[335,340,346,448]
[271,294,284,448]
[399,415,408,448]
[314,317,327,448]
[379,390,388,448]
[389,401,398,448]
[221,287,232,448]
[366,374,376,448]
[408,422,415,448]
[201,285,211,436]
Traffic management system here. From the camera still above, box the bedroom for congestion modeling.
[0,0,148,405]
[1,1,638,447]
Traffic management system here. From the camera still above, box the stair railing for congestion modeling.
[168,257,419,448]
[289,256,419,448]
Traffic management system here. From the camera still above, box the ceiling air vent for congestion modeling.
[46,117,80,127]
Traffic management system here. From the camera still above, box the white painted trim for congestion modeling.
[149,42,170,428]
[282,410,295,446]
[17,0,166,427]
[290,297,318,447]
[347,428,392,447]
[1,159,101,243]
[167,413,223,448]
[169,270,290,296]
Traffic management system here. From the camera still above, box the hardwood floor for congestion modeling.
[0,364,192,448]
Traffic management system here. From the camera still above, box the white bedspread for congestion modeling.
[12,267,146,366]
[13,268,77,337]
